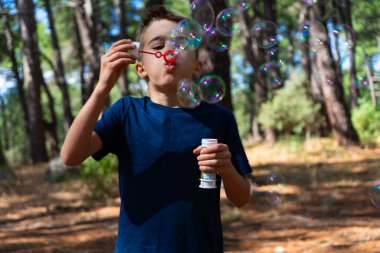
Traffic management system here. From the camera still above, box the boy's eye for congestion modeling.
[152,45,164,50]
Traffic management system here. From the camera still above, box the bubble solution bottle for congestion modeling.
[199,138,218,189]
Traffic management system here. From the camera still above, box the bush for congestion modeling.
[352,99,380,147]
[81,155,118,200]
[257,71,322,136]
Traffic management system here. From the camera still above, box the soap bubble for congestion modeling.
[266,173,286,187]
[265,173,285,205]
[258,61,284,88]
[333,24,355,51]
[199,74,226,103]
[298,20,327,52]
[169,19,203,51]
[177,78,202,108]
[190,0,214,32]
[370,181,380,209]
[319,67,336,86]
[215,8,240,37]
[302,0,317,6]
[229,0,252,12]
[206,27,230,52]
[251,20,279,49]
[266,189,282,204]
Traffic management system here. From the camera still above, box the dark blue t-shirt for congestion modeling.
[93,96,251,253]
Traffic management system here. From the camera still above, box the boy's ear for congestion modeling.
[193,61,202,79]
[135,61,148,79]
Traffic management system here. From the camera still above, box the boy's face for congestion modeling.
[136,19,201,93]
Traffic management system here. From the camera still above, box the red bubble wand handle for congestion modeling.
[138,49,177,64]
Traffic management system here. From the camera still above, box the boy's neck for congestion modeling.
[149,92,180,108]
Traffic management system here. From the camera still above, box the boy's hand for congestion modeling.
[193,143,234,178]
[97,39,137,92]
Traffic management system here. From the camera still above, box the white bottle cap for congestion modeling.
[131,41,140,58]
[201,138,218,148]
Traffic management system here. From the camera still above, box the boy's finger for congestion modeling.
[110,39,132,49]
[106,43,136,57]
[200,144,228,154]
[193,146,202,154]
[107,52,136,62]
[112,43,136,52]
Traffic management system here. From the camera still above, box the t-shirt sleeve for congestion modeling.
[92,99,124,161]
[225,111,252,175]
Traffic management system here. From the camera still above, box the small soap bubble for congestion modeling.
[190,0,214,32]
[206,27,230,52]
[258,62,283,88]
[177,79,202,108]
[333,24,355,51]
[169,19,203,51]
[370,181,380,209]
[320,67,336,86]
[199,74,226,103]
[302,0,317,6]
[266,189,282,205]
[298,20,327,52]
[267,47,279,57]
[229,0,252,12]
[357,76,368,88]
[266,173,286,187]
[251,21,279,49]
[215,8,240,37]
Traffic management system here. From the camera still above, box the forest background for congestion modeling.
[1,0,380,252]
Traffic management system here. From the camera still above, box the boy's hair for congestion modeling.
[136,5,199,60]
[136,5,186,49]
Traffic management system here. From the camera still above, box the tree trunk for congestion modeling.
[43,0,74,131]
[15,0,48,163]
[0,98,7,168]
[0,96,9,151]
[145,0,164,7]
[0,2,30,150]
[342,0,359,108]
[72,13,87,105]
[114,0,130,97]
[311,2,359,146]
[300,2,330,137]
[262,0,277,144]
[239,7,263,140]
[239,2,275,143]
[41,80,59,156]
[40,53,62,156]
[72,0,100,103]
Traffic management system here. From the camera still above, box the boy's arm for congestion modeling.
[60,88,108,166]
[194,145,251,207]
[61,39,136,166]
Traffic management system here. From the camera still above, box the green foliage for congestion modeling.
[81,155,118,200]
[233,88,254,139]
[352,99,380,147]
[257,71,322,136]
[2,91,28,166]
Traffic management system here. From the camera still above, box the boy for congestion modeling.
[61,5,251,253]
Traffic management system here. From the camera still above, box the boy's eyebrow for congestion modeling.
[147,35,167,45]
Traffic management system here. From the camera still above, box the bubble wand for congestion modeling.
[131,42,177,64]
[138,49,177,64]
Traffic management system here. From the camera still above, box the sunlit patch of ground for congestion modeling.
[1,138,380,252]
[223,138,380,252]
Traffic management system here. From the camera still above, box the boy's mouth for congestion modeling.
[164,63,176,71]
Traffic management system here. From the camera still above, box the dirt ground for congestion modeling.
[1,139,380,253]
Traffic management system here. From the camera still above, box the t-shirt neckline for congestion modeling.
[145,96,203,113]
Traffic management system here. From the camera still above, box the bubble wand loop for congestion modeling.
[138,49,177,64]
